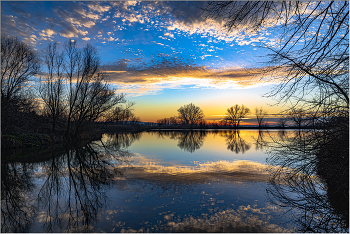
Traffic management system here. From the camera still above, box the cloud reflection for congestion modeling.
[163,206,293,233]
[115,158,271,184]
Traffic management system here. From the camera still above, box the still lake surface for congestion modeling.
[1,130,348,232]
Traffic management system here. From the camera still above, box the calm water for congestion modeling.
[1,130,348,232]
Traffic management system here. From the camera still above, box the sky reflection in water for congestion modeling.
[3,130,346,233]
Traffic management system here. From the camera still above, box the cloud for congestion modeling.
[39,28,56,41]
[102,56,273,96]
[1,1,113,43]
[86,2,111,13]
[1,14,17,30]
[1,1,280,49]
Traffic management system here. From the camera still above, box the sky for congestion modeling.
[1,1,286,124]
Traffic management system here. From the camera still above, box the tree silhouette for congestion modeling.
[225,104,250,128]
[1,36,40,101]
[287,108,307,128]
[39,43,65,133]
[1,36,41,135]
[177,103,205,125]
[204,1,348,115]
[255,107,267,128]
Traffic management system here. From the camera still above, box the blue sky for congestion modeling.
[2,1,284,122]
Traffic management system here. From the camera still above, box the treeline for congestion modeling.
[157,103,345,129]
[1,36,139,141]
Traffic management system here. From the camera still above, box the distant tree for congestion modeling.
[177,103,205,125]
[225,104,250,127]
[220,119,228,126]
[157,116,178,126]
[169,116,178,125]
[288,108,306,128]
[130,116,140,125]
[108,100,137,124]
[255,107,268,128]
[1,36,40,101]
[157,118,168,125]
[278,115,288,128]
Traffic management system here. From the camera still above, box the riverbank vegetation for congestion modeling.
[1,36,139,148]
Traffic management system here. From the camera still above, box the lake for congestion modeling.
[1,130,348,232]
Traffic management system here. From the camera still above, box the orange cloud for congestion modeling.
[103,64,277,96]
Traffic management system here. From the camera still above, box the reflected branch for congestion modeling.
[222,130,251,154]
[177,131,207,153]
[1,162,36,233]
[266,127,349,232]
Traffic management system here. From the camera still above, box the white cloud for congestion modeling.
[87,3,111,13]
[66,17,95,28]
[39,28,57,40]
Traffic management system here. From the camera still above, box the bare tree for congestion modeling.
[34,40,127,137]
[204,1,349,115]
[1,36,41,134]
[57,41,124,136]
[157,116,179,126]
[255,107,268,128]
[63,39,82,136]
[39,43,65,133]
[225,104,250,128]
[169,116,178,125]
[288,108,306,129]
[177,103,205,125]
[278,115,288,128]
[108,100,137,124]
[1,36,40,101]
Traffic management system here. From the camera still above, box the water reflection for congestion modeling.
[152,130,255,154]
[255,130,265,151]
[220,130,251,153]
[1,139,132,233]
[119,159,271,184]
[37,144,122,232]
[1,162,36,232]
[154,131,207,153]
[2,130,348,233]
[265,130,349,232]
[164,206,291,233]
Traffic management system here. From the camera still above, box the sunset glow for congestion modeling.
[2,1,286,123]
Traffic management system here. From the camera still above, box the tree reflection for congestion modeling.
[36,141,132,232]
[266,129,349,232]
[254,130,265,151]
[154,131,207,153]
[1,135,134,233]
[177,131,207,153]
[1,162,36,233]
[222,130,251,154]
[102,132,142,151]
